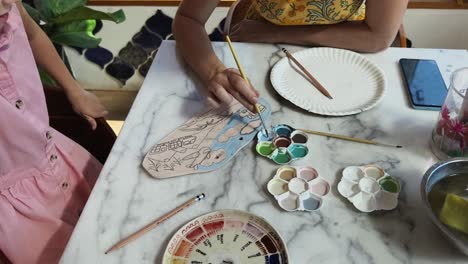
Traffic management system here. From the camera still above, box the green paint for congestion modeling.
[288,144,308,158]
[256,142,275,156]
[379,177,400,193]
[272,149,291,164]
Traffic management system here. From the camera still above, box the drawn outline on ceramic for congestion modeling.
[256,124,309,164]
[143,99,271,178]
[267,166,330,212]
[162,209,289,264]
[337,165,401,212]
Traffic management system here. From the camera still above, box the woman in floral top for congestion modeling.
[173,0,408,111]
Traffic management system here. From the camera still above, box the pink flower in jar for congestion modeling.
[437,106,452,134]
[447,119,468,150]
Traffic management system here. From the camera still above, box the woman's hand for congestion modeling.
[206,67,259,112]
[67,87,108,130]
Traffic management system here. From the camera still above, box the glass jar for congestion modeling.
[431,68,468,159]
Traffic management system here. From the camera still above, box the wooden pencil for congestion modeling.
[301,129,402,148]
[225,35,269,137]
[105,193,206,254]
[282,48,333,99]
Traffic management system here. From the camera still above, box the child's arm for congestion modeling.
[17,3,108,130]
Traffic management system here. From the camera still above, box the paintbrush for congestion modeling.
[105,193,206,254]
[301,129,403,148]
[281,48,333,99]
[225,35,270,137]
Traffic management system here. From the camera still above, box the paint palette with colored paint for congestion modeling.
[267,166,330,212]
[338,165,401,212]
[256,124,309,164]
[163,210,288,264]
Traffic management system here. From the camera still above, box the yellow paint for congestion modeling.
[268,179,288,195]
[277,166,296,181]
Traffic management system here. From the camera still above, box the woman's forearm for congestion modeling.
[265,22,393,52]
[173,13,225,84]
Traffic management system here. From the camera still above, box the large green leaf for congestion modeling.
[23,3,41,24]
[34,0,87,20]
[52,7,126,24]
[50,20,101,48]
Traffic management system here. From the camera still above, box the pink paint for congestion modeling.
[298,167,318,181]
[310,179,330,196]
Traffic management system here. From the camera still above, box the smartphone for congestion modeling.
[399,58,448,110]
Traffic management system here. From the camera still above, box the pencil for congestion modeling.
[301,129,402,148]
[281,48,333,99]
[225,35,270,137]
[105,193,206,254]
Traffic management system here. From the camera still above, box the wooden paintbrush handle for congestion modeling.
[282,48,333,99]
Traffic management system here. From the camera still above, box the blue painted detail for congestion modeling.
[93,19,103,34]
[138,55,155,77]
[118,42,148,68]
[197,98,272,172]
[145,10,173,39]
[132,26,163,52]
[105,57,135,85]
[84,46,113,69]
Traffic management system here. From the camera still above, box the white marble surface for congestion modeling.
[61,40,468,264]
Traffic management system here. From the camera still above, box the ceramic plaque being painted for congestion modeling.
[143,99,271,178]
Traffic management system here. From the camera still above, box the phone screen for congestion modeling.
[399,59,448,109]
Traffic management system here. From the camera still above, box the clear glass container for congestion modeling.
[431,68,468,159]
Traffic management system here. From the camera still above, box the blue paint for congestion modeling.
[288,144,309,158]
[145,10,173,39]
[105,58,135,85]
[132,27,162,52]
[257,129,274,142]
[274,124,294,137]
[197,98,272,171]
[84,46,113,69]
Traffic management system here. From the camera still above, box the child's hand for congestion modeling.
[67,89,108,130]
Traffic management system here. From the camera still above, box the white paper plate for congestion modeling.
[271,48,386,116]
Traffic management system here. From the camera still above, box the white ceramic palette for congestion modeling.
[338,165,401,212]
[267,166,330,212]
[163,210,288,264]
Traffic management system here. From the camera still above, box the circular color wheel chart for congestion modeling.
[163,210,289,264]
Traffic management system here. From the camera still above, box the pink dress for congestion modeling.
[0,5,102,264]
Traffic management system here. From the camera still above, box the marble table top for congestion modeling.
[61,40,468,264]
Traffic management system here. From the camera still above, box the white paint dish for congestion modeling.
[271,48,386,116]
[267,166,330,212]
[338,165,400,212]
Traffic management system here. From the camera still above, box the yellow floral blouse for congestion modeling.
[246,0,366,26]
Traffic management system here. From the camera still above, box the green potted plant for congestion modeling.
[24,0,126,85]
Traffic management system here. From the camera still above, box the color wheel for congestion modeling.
[163,210,289,264]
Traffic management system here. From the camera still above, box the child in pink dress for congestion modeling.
[0,1,108,263]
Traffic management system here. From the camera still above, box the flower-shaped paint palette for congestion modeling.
[267,166,330,212]
[256,124,309,164]
[338,165,401,212]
